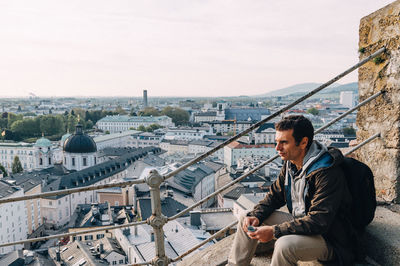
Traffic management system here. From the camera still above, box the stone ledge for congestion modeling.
[178,206,400,266]
[364,206,400,266]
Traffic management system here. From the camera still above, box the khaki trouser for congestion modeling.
[228,211,334,266]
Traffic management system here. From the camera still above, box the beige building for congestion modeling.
[97,185,135,207]
[3,174,43,235]
[159,139,189,155]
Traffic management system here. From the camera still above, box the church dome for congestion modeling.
[63,124,97,153]
[35,137,52,147]
[60,133,72,144]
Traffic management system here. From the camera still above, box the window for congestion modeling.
[119,259,124,264]
[48,158,51,164]
[49,201,52,206]
[64,157,67,164]
[84,235,93,240]
[39,158,43,165]
[72,157,75,166]
[83,157,87,166]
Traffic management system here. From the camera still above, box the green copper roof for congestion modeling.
[34,137,52,147]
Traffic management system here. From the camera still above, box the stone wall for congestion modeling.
[357,0,400,202]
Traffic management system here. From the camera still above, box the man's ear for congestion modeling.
[300,137,308,150]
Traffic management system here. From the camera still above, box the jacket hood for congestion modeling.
[305,143,344,176]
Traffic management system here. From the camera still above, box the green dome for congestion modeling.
[61,133,72,143]
[35,137,52,147]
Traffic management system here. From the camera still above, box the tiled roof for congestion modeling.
[224,186,265,200]
[195,111,217,117]
[255,122,275,133]
[138,197,188,220]
[224,108,270,121]
[0,180,21,198]
[40,147,161,199]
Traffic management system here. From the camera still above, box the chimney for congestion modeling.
[190,211,201,226]
[56,251,61,262]
[143,90,148,108]
[99,243,104,253]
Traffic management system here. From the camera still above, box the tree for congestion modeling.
[161,106,189,126]
[7,113,23,128]
[137,125,146,132]
[343,127,356,136]
[65,114,78,133]
[146,124,162,132]
[138,107,160,117]
[115,106,127,115]
[0,163,7,177]
[11,118,40,139]
[12,156,23,174]
[39,115,65,136]
[307,107,319,116]
[85,120,94,130]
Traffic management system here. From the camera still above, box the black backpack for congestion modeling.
[340,157,376,230]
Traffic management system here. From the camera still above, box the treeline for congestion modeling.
[0,106,190,142]
[0,109,120,142]
[137,106,190,126]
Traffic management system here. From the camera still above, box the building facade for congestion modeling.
[0,181,28,255]
[96,115,174,133]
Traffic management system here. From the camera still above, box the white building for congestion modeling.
[63,124,97,171]
[205,120,253,135]
[232,193,266,220]
[0,181,28,255]
[0,137,54,174]
[93,130,140,150]
[128,132,163,148]
[340,91,355,108]
[163,127,212,141]
[41,147,160,227]
[254,123,276,144]
[96,115,174,133]
[224,141,276,170]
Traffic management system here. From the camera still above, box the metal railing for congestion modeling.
[0,47,386,266]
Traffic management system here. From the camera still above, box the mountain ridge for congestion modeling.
[255,82,357,97]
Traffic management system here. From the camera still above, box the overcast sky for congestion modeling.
[0,0,394,97]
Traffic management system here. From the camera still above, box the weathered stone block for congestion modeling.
[357,0,400,202]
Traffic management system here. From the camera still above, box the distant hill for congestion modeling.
[255,82,357,97]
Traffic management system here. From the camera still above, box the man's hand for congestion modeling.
[246,225,275,243]
[242,216,260,233]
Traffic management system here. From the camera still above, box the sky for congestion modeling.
[0,0,395,98]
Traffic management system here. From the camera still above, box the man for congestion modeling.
[228,115,355,266]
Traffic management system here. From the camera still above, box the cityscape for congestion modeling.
[0,83,358,265]
[1,1,396,265]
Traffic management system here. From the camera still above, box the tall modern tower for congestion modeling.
[143,90,148,107]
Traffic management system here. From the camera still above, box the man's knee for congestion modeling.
[274,235,297,256]
[237,213,247,227]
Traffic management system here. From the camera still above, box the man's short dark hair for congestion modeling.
[275,115,314,149]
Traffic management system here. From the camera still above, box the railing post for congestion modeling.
[145,170,169,266]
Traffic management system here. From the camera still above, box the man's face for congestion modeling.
[275,129,307,164]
